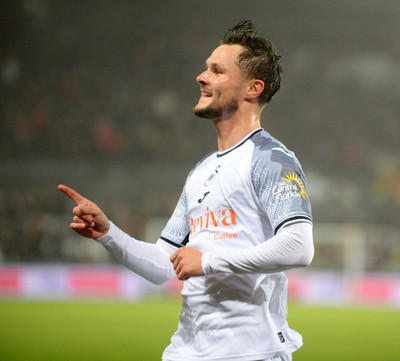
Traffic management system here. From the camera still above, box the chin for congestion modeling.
[193,105,215,119]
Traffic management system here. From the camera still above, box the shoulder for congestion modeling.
[250,130,301,171]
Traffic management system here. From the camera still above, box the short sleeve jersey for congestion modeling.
[159,129,312,361]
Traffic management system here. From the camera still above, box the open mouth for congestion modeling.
[200,89,212,97]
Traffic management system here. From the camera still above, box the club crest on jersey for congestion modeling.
[273,171,307,201]
[204,165,220,187]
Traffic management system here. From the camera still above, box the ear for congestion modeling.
[246,79,265,101]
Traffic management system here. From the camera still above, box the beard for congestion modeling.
[193,97,239,120]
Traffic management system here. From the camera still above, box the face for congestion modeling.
[193,44,249,120]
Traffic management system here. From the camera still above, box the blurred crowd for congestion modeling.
[1,1,399,270]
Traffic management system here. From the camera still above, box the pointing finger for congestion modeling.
[58,184,86,204]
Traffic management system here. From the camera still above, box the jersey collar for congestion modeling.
[216,128,263,157]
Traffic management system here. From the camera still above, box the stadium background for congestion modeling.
[1,1,400,360]
[1,0,400,317]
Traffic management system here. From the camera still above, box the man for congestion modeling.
[59,21,313,361]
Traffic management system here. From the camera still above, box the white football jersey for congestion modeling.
[159,129,312,361]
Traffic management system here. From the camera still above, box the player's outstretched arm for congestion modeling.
[58,184,176,284]
[58,184,110,240]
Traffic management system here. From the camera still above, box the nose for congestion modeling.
[196,70,208,85]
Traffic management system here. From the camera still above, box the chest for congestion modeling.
[185,148,260,231]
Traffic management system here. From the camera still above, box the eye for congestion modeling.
[206,62,224,75]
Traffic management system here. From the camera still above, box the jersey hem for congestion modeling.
[162,344,301,361]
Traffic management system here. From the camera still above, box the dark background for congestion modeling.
[1,0,399,267]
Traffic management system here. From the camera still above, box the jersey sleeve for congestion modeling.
[96,221,176,284]
[202,220,314,275]
[158,184,191,249]
[251,147,312,234]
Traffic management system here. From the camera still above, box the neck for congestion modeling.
[213,108,262,151]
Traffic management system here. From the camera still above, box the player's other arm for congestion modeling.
[171,220,313,280]
[201,220,314,275]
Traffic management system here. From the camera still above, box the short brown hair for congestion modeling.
[221,20,283,104]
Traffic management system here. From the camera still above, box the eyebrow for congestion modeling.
[205,62,224,70]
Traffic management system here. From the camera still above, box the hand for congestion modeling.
[58,184,110,240]
[170,247,204,280]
